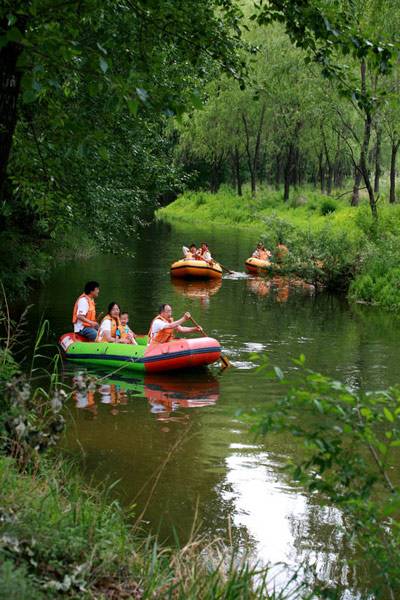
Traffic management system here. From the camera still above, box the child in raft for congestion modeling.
[117,312,138,345]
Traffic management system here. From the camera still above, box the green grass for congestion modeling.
[0,454,279,599]
[158,186,400,310]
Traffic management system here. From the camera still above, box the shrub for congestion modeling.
[320,198,337,216]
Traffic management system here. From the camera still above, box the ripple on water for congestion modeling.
[222,271,249,280]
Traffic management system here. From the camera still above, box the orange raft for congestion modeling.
[60,333,221,373]
[170,259,223,279]
[245,256,272,274]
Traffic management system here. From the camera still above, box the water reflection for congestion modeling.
[171,278,222,305]
[72,369,219,421]
[246,275,315,303]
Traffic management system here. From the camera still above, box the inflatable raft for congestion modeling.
[59,333,221,372]
[245,257,272,274]
[170,259,222,279]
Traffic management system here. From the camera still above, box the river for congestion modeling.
[27,220,400,597]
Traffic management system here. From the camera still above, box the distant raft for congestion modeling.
[170,259,223,279]
[59,333,221,373]
[245,257,273,274]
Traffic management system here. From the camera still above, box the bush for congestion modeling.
[320,198,337,216]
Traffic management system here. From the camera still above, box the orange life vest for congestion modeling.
[118,324,129,340]
[259,250,269,261]
[72,293,96,327]
[96,315,120,342]
[148,315,175,344]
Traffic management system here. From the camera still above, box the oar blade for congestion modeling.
[220,353,231,369]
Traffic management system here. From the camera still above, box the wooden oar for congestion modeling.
[190,316,231,369]
[211,259,234,275]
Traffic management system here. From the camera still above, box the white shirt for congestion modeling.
[74,297,90,333]
[202,250,212,261]
[97,318,112,341]
[150,318,171,338]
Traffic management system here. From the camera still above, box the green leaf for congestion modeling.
[383,407,394,423]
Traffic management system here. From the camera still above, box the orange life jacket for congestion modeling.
[118,324,130,340]
[148,315,175,344]
[96,315,120,342]
[72,293,96,327]
[259,250,269,261]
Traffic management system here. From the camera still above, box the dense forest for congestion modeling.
[1,0,400,295]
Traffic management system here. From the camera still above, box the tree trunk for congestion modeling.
[284,144,294,201]
[241,103,266,198]
[233,146,242,196]
[210,154,224,193]
[321,125,333,195]
[358,61,377,219]
[275,152,282,190]
[351,167,362,206]
[0,20,24,200]
[390,140,400,204]
[374,127,382,194]
[318,152,325,193]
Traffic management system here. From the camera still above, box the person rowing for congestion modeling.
[197,242,213,265]
[148,304,201,345]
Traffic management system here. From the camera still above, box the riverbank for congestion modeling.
[158,188,400,310]
[0,349,272,599]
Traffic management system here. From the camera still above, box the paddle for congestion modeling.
[190,316,231,369]
[211,259,234,275]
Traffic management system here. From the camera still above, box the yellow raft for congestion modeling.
[170,259,223,279]
[245,257,272,274]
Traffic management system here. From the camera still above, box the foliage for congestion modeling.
[253,355,400,598]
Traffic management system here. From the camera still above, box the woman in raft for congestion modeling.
[96,302,136,344]
[252,242,271,261]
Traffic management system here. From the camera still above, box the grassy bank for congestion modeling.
[158,187,400,309]
[0,345,276,600]
[0,455,275,599]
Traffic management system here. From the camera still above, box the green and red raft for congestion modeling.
[59,333,221,373]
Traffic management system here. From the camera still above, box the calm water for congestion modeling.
[27,220,400,597]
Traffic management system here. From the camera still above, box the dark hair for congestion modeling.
[107,301,120,315]
[200,242,208,246]
[190,243,196,248]
[158,303,170,314]
[121,311,128,316]
[84,281,99,294]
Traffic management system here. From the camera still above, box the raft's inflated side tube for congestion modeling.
[245,257,272,274]
[170,259,223,279]
[59,333,221,372]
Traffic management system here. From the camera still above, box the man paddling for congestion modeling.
[148,304,201,345]
[72,281,100,341]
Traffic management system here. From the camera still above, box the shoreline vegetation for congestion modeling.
[157,186,400,311]
[0,341,276,599]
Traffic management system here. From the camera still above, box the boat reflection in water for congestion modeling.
[72,369,219,421]
[247,275,315,303]
[171,278,222,306]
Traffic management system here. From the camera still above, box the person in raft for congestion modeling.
[72,281,100,341]
[197,242,213,264]
[148,304,201,345]
[97,302,130,343]
[252,242,271,261]
[182,243,198,260]
[117,311,138,345]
